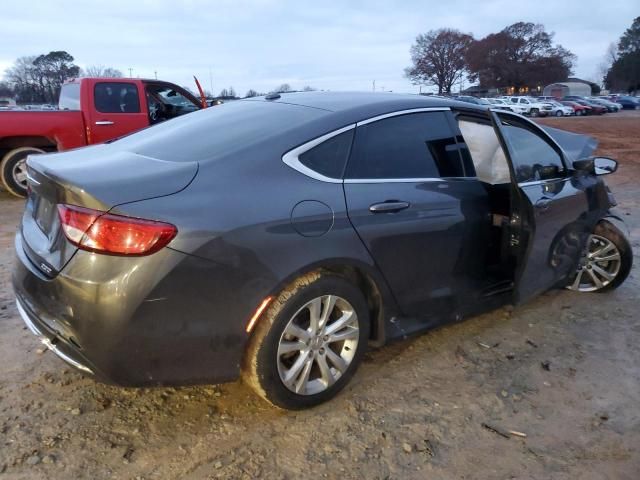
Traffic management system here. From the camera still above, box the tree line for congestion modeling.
[604,16,640,93]
[0,51,124,104]
[406,18,639,95]
[405,22,575,94]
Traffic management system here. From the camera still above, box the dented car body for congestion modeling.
[12,92,631,406]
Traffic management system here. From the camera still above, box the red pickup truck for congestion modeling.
[0,77,203,197]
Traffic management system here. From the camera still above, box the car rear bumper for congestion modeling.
[12,231,245,387]
[15,295,104,379]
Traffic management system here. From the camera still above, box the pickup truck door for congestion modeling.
[489,111,608,304]
[87,81,149,144]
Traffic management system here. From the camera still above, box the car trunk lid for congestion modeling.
[20,146,197,277]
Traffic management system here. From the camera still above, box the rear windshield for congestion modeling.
[59,83,80,110]
[112,100,326,162]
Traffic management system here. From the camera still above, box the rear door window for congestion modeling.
[345,111,466,179]
[94,82,140,113]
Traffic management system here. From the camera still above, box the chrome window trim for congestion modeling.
[281,124,356,183]
[355,107,450,126]
[281,107,452,183]
[344,177,444,184]
[518,177,568,188]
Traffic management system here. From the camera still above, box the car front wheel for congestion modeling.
[242,272,369,409]
[567,221,632,293]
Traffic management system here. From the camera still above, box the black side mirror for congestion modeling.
[573,157,618,176]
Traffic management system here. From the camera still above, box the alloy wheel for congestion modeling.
[567,234,622,292]
[277,295,359,395]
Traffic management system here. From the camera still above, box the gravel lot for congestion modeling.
[1,111,639,479]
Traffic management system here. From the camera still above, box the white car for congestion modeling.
[484,98,528,115]
[503,96,553,117]
[544,100,575,117]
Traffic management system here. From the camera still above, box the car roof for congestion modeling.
[245,91,486,121]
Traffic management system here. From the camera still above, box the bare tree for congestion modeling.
[597,42,618,85]
[405,29,473,94]
[302,85,316,91]
[466,22,575,91]
[5,51,79,103]
[82,65,123,78]
[245,89,259,97]
[274,83,292,93]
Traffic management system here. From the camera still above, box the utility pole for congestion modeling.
[373,80,376,92]
[209,68,213,95]
[128,68,133,78]
[154,70,158,80]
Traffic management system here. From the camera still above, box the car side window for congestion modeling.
[94,82,141,114]
[345,111,466,179]
[298,130,354,179]
[499,118,565,183]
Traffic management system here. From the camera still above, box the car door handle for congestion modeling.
[369,201,410,213]
[95,120,114,125]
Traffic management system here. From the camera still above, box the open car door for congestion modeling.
[489,110,609,304]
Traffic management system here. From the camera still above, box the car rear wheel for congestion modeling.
[530,108,539,117]
[242,272,369,409]
[566,221,632,293]
[0,147,44,198]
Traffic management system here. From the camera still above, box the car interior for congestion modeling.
[455,112,517,294]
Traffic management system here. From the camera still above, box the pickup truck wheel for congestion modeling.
[0,147,44,198]
[530,108,539,117]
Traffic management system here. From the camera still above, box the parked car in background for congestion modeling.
[503,96,553,117]
[545,100,575,117]
[561,101,589,116]
[453,96,491,106]
[588,97,621,112]
[0,77,204,197]
[484,98,527,114]
[574,99,608,115]
[13,92,632,409]
[610,96,640,110]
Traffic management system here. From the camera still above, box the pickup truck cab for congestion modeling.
[0,77,202,197]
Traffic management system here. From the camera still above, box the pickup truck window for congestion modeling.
[94,82,141,114]
[145,84,200,124]
[59,83,80,110]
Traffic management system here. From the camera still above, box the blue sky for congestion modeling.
[1,0,636,95]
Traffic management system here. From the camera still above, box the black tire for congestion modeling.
[242,271,370,409]
[0,147,44,198]
[567,220,633,293]
[555,110,563,117]
[530,108,539,117]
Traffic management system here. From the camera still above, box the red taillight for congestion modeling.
[57,204,177,256]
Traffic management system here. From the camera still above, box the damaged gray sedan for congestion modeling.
[13,92,632,409]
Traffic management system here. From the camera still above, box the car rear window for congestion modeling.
[112,100,327,162]
[59,83,80,110]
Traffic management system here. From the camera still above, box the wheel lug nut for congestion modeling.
[323,335,329,342]
[319,348,325,354]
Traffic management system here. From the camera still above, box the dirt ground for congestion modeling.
[1,111,639,480]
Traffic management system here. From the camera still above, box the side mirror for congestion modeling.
[593,157,618,175]
[572,157,618,176]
